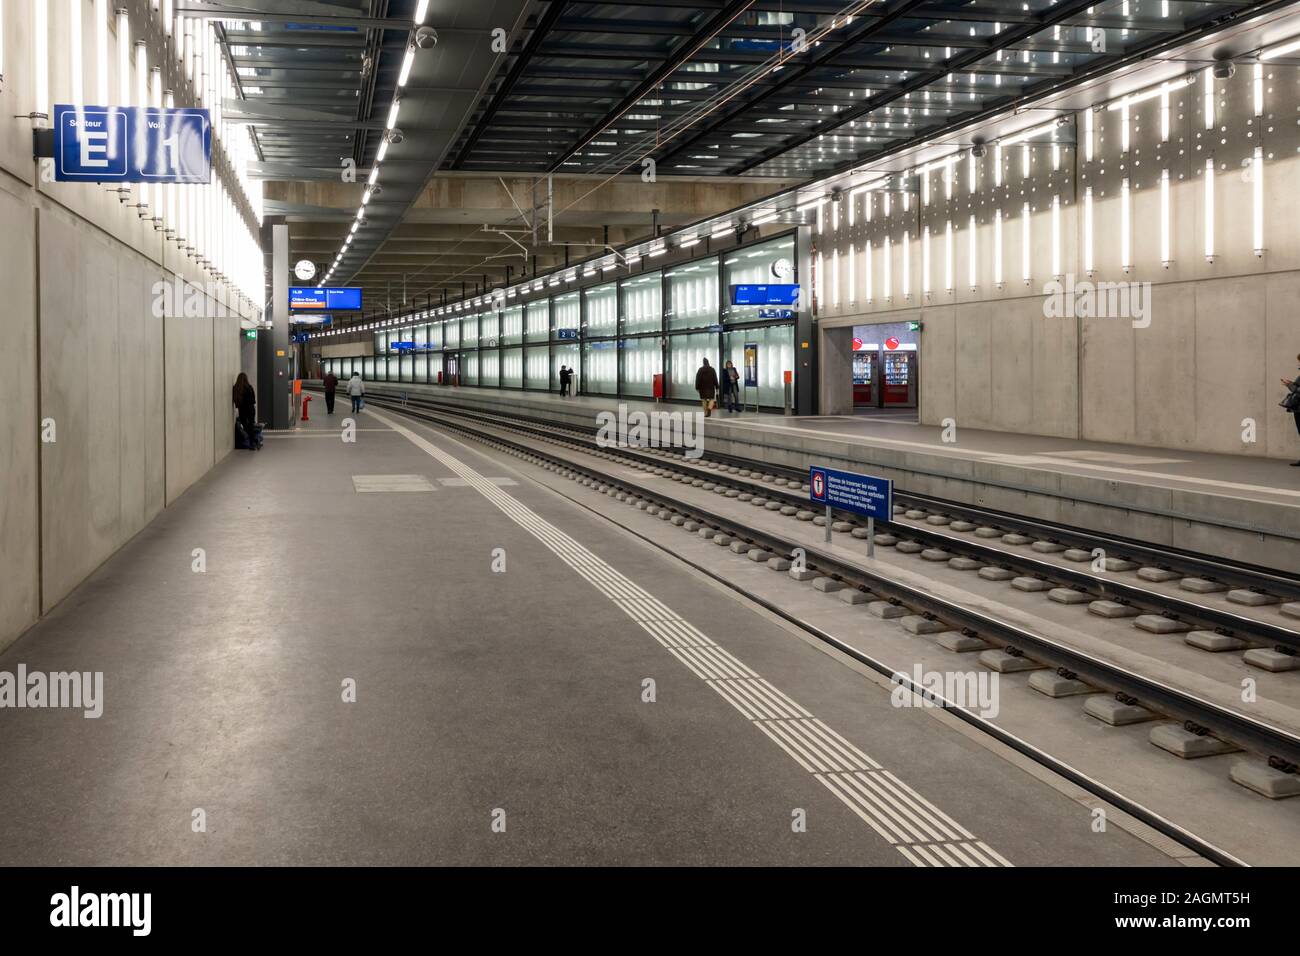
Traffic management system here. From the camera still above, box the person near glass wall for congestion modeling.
[695,358,719,417]
[348,371,365,413]
[721,360,741,414]
[559,365,571,397]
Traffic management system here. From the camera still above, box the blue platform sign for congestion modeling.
[391,341,416,351]
[809,465,892,521]
[555,328,578,340]
[53,105,211,183]
[289,287,363,311]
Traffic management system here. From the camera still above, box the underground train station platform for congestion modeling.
[0,405,1202,868]
[7,0,1300,933]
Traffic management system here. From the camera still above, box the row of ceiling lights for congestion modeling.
[318,0,437,288]
[312,24,1300,336]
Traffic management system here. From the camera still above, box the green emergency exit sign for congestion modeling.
[244,329,257,339]
[907,321,921,332]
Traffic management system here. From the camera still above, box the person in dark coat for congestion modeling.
[232,372,260,450]
[721,359,741,414]
[322,369,338,414]
[695,358,719,417]
[1283,353,1300,466]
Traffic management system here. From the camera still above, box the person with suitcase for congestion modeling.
[232,373,261,451]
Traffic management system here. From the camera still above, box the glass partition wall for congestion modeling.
[323,232,798,409]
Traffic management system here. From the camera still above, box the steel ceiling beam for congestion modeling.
[448,1,571,169]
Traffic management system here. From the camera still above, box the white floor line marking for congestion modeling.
[367,408,1011,867]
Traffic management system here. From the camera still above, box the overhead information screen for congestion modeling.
[289,287,362,311]
[730,284,800,306]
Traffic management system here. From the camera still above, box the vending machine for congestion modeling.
[852,350,877,407]
[881,350,917,408]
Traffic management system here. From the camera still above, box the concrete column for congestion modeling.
[257,221,293,429]
[796,224,815,414]
[818,325,855,415]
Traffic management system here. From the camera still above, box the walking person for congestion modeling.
[695,357,719,418]
[347,371,365,414]
[1282,354,1300,466]
[232,372,260,451]
[323,368,338,415]
[721,359,741,414]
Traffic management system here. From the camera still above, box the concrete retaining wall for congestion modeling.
[0,21,251,650]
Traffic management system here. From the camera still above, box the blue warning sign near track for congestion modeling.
[808,465,892,520]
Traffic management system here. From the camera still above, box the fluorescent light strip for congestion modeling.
[997,120,1058,148]
[398,46,415,87]
[902,231,910,298]
[994,211,1003,285]
[1253,146,1264,256]
[1051,197,1060,277]
[921,227,931,294]
[967,215,976,289]
[1160,169,1171,265]
[1084,187,1094,274]
[865,240,873,302]
[1021,203,1030,283]
[883,238,892,300]
[1203,68,1214,130]
[1121,179,1131,270]
[1204,158,1215,260]
[34,0,49,117]
[1260,36,1300,60]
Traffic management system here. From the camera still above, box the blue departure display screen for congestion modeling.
[730,284,800,306]
[289,287,363,311]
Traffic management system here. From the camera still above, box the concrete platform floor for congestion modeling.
[373,385,1300,509]
[0,403,1181,866]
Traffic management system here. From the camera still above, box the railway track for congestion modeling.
[352,389,1300,768]
[312,388,1300,862]
[358,388,1300,656]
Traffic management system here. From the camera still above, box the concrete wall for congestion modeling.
[0,7,252,648]
[813,65,1300,460]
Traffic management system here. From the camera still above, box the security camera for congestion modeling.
[1055,116,1071,128]
[415,26,438,49]
[387,128,404,145]
[1212,59,1235,80]
[830,187,844,203]
[369,183,383,196]
[970,140,987,159]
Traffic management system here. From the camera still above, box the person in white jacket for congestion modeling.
[347,372,365,413]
